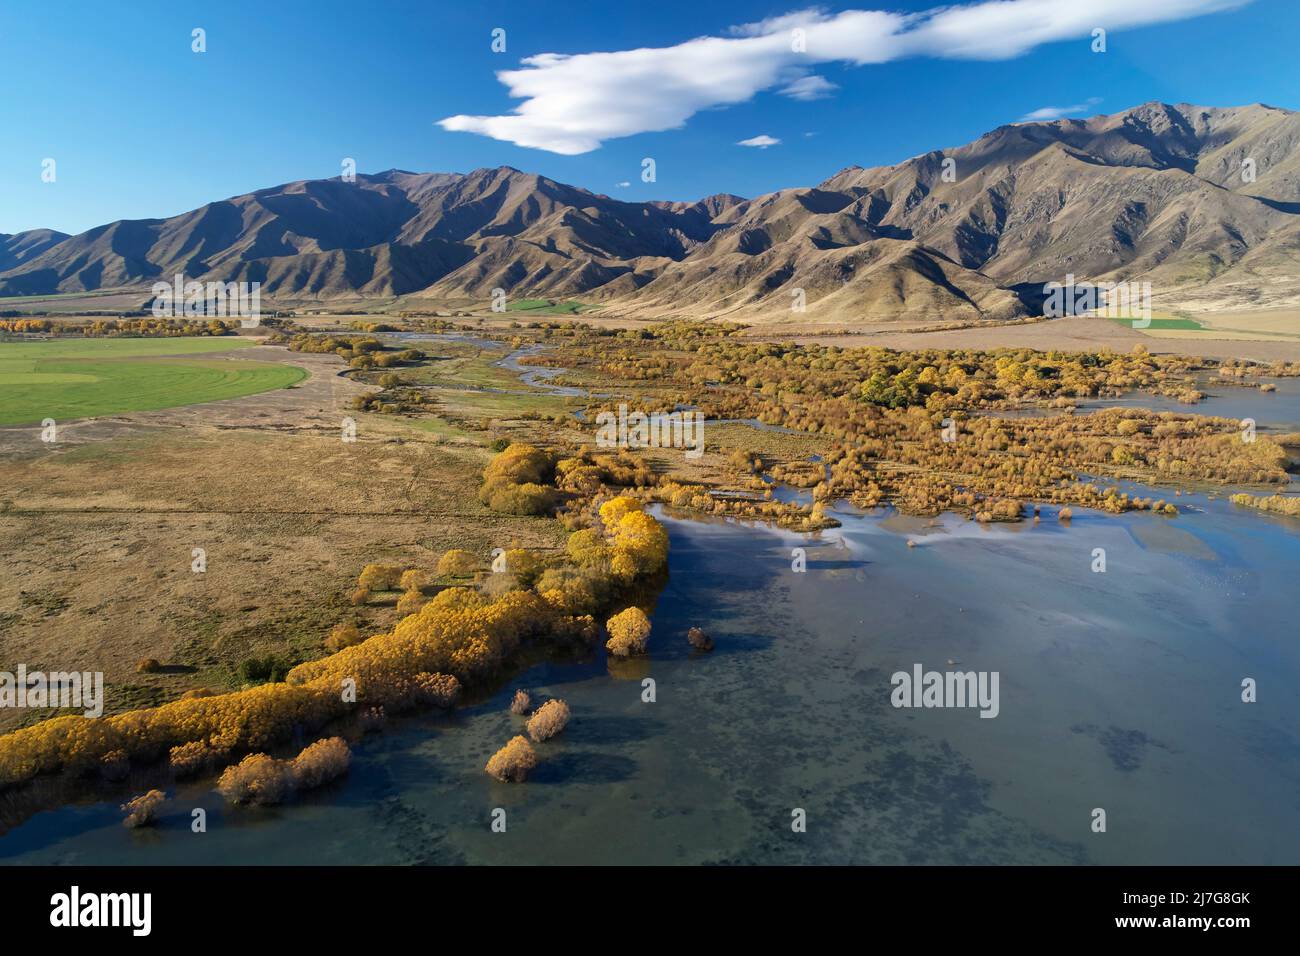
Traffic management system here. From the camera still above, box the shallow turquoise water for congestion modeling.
[2,486,1297,865]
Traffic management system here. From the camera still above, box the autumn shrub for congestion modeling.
[481,480,555,515]
[399,568,430,592]
[389,672,461,711]
[358,564,402,592]
[289,737,351,790]
[606,606,651,656]
[598,496,642,528]
[485,736,538,782]
[565,527,611,567]
[480,444,559,515]
[217,753,294,805]
[501,548,543,585]
[536,566,604,615]
[325,622,362,653]
[288,589,553,691]
[169,740,224,778]
[427,586,488,612]
[552,614,598,645]
[526,699,570,742]
[1231,492,1300,516]
[482,443,555,486]
[122,789,166,828]
[396,589,426,615]
[436,549,479,578]
[509,689,531,715]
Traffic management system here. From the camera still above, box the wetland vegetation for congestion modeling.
[1,315,1297,863]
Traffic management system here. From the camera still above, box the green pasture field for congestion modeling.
[1106,316,1205,331]
[0,337,306,425]
[506,298,593,315]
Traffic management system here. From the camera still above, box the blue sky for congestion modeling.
[2,0,1296,235]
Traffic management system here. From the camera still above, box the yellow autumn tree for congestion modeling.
[606,606,651,657]
[436,549,479,578]
[399,568,430,592]
[358,564,402,591]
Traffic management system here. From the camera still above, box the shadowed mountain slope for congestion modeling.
[5,103,1297,322]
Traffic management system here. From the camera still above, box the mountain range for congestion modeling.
[4,102,1299,324]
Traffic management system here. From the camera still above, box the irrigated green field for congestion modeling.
[0,337,307,425]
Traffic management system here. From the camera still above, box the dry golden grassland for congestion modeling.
[0,339,567,733]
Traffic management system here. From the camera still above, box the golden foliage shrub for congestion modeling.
[0,680,341,789]
[399,568,430,591]
[1230,493,1300,516]
[481,480,556,515]
[501,548,543,584]
[436,549,479,578]
[480,444,558,515]
[218,753,294,805]
[286,590,551,693]
[509,689,532,715]
[483,443,554,486]
[485,735,538,782]
[606,606,651,656]
[169,740,225,778]
[289,737,351,790]
[358,564,402,592]
[396,589,426,616]
[122,789,166,828]
[526,699,570,741]
[536,566,604,615]
[325,622,362,653]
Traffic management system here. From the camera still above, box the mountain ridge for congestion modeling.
[5,101,1298,322]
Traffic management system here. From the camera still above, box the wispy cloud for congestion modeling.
[1019,97,1104,122]
[439,1,1247,154]
[738,135,782,148]
[780,74,839,100]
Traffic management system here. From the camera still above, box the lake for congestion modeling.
[3,479,1297,865]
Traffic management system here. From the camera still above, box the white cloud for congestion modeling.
[615,181,631,187]
[1019,97,1104,122]
[439,1,1248,154]
[780,74,839,100]
[738,135,782,148]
